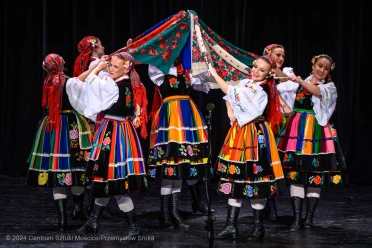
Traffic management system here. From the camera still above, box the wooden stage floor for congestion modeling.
[1,177,372,248]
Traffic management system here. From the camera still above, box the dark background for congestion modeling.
[1,0,370,184]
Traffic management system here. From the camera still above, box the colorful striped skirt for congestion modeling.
[148,95,211,180]
[26,110,92,188]
[276,108,348,187]
[215,117,286,199]
[85,114,148,197]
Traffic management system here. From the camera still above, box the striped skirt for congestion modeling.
[276,108,347,187]
[215,118,286,199]
[26,110,92,188]
[148,95,211,180]
[85,114,148,197]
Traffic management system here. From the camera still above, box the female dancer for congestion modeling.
[276,54,347,231]
[208,55,286,240]
[26,53,92,230]
[68,52,149,236]
[148,57,211,229]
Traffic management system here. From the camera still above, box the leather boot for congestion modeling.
[160,194,173,228]
[101,205,114,219]
[304,197,319,229]
[214,205,240,239]
[170,192,190,230]
[290,196,303,232]
[247,209,265,240]
[123,209,142,237]
[76,203,105,234]
[266,198,278,222]
[55,199,67,231]
[189,183,215,214]
[72,194,87,221]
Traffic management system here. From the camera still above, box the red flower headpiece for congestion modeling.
[262,44,277,56]
[73,36,99,77]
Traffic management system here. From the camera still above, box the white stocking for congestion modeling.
[250,199,265,210]
[228,198,242,207]
[95,198,110,207]
[53,187,67,200]
[115,195,134,212]
[171,179,182,194]
[161,179,173,195]
[161,179,183,195]
[290,184,305,198]
[306,187,321,198]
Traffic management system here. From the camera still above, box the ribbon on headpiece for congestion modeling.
[42,53,66,131]
[73,36,99,77]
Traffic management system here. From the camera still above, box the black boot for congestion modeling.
[160,194,173,228]
[214,205,240,239]
[247,209,265,240]
[72,194,87,221]
[76,203,105,234]
[265,198,278,222]
[304,197,319,229]
[189,183,215,214]
[170,192,190,230]
[55,199,67,231]
[101,205,114,219]
[86,187,94,216]
[123,209,142,237]
[289,196,303,232]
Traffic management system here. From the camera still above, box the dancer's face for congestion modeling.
[312,57,332,81]
[94,39,105,58]
[109,56,130,80]
[271,47,285,69]
[251,58,271,82]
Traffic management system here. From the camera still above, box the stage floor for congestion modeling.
[1,178,371,248]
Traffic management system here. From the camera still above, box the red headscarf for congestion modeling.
[73,36,99,77]
[259,55,282,136]
[117,52,149,139]
[42,53,66,131]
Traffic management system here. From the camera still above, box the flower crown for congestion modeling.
[89,38,99,49]
[311,54,335,71]
[262,44,277,56]
[263,47,272,55]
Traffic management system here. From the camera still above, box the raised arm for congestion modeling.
[208,68,229,94]
[288,75,321,96]
[77,55,110,82]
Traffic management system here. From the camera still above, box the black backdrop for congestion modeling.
[1,0,370,184]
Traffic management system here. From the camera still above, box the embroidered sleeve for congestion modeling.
[223,79,268,126]
[66,77,87,116]
[312,82,338,126]
[83,73,119,121]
